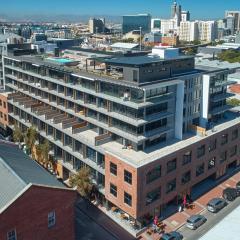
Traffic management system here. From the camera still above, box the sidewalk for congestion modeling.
[139,170,240,240]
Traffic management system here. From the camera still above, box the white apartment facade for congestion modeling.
[179,21,198,42]
[197,21,217,42]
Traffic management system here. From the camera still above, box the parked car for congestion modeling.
[207,198,227,213]
[186,215,207,230]
[160,231,183,240]
[223,187,239,201]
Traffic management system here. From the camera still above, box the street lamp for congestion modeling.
[139,27,142,51]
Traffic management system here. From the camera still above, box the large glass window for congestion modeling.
[124,192,132,206]
[181,171,191,184]
[166,179,176,193]
[230,145,237,157]
[208,139,217,152]
[86,147,96,162]
[167,159,177,173]
[124,170,132,184]
[196,163,204,176]
[220,151,227,163]
[221,134,228,145]
[146,165,161,184]
[182,151,191,165]
[146,187,161,205]
[110,183,117,197]
[110,162,117,176]
[232,129,238,140]
[197,145,205,158]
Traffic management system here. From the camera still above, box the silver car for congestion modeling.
[186,215,207,230]
[207,198,227,213]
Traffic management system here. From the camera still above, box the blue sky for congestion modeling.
[0,0,239,19]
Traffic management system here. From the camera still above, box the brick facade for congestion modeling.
[0,185,77,240]
[104,123,240,220]
[0,93,9,130]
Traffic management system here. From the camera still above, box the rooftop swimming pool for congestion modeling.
[46,58,74,64]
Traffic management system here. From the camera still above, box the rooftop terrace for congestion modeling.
[101,109,240,168]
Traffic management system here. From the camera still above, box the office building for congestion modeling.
[122,14,151,34]
[0,43,239,236]
[160,19,178,35]
[181,11,190,22]
[197,21,217,42]
[226,15,235,35]
[179,21,198,42]
[151,18,161,32]
[225,11,240,33]
[89,18,105,34]
[0,141,77,240]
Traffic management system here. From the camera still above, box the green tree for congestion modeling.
[24,126,37,155]
[69,167,93,198]
[13,124,24,143]
[36,140,52,167]
[218,50,240,63]
[227,98,240,107]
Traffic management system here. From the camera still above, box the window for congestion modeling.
[166,179,176,193]
[48,211,56,228]
[110,162,117,176]
[196,163,204,176]
[0,100,2,106]
[4,114,7,121]
[146,165,161,184]
[181,171,191,184]
[221,134,228,145]
[146,188,161,205]
[110,183,117,197]
[124,170,132,184]
[230,145,237,157]
[124,192,132,206]
[167,159,177,173]
[3,102,6,108]
[197,145,205,158]
[220,151,227,163]
[232,129,238,140]
[208,157,216,169]
[182,151,191,165]
[7,230,17,240]
[208,139,217,152]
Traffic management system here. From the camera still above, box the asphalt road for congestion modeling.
[178,196,240,240]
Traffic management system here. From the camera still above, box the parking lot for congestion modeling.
[140,169,240,240]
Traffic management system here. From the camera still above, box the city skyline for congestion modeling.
[0,0,239,21]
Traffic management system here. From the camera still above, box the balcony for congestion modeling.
[210,92,235,102]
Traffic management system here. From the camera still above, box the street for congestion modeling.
[179,195,240,240]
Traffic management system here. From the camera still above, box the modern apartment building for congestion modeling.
[122,14,151,34]
[197,21,217,42]
[89,18,105,34]
[0,44,239,235]
[225,11,240,33]
[179,21,198,42]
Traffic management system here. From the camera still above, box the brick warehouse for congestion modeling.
[0,141,77,240]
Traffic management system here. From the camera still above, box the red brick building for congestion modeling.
[0,141,77,240]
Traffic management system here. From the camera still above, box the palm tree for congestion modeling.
[69,167,93,198]
[24,126,37,155]
[13,124,24,144]
[36,140,52,168]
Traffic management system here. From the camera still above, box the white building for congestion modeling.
[179,21,198,42]
[197,21,217,42]
[181,11,190,22]
[160,19,178,35]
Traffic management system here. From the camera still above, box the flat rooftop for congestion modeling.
[100,54,193,66]
[101,110,240,168]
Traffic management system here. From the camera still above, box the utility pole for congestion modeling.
[139,27,142,51]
